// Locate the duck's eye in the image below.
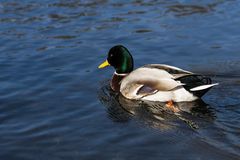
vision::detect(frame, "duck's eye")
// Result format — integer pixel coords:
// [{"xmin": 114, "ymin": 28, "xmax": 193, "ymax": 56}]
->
[{"xmin": 110, "ymin": 54, "xmax": 113, "ymax": 57}]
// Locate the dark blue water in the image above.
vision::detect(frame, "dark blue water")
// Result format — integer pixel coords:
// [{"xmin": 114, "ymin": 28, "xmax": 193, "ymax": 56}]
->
[{"xmin": 0, "ymin": 0, "xmax": 239, "ymax": 159}]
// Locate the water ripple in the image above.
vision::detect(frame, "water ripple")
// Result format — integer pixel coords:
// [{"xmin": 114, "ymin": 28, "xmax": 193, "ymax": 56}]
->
[{"xmin": 0, "ymin": 0, "xmax": 239, "ymax": 159}]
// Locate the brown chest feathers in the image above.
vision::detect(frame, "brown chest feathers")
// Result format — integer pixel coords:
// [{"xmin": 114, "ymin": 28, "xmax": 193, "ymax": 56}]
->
[{"xmin": 110, "ymin": 73, "xmax": 128, "ymax": 92}]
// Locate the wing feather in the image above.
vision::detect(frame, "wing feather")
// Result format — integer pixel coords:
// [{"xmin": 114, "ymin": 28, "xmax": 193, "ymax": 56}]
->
[
  {"xmin": 143, "ymin": 64, "xmax": 193, "ymax": 75},
  {"xmin": 120, "ymin": 67, "xmax": 184, "ymax": 99}
]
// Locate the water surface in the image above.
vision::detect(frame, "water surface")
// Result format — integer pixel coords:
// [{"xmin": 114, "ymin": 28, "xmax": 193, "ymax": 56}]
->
[{"xmin": 0, "ymin": 0, "xmax": 239, "ymax": 159}]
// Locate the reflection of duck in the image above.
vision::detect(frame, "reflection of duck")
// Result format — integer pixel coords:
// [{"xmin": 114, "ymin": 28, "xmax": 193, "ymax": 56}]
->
[
  {"xmin": 98, "ymin": 81, "xmax": 215, "ymax": 130},
  {"xmin": 118, "ymin": 93, "xmax": 215, "ymax": 118},
  {"xmin": 98, "ymin": 81, "xmax": 132, "ymax": 123},
  {"xmin": 98, "ymin": 45, "xmax": 218, "ymax": 106}
]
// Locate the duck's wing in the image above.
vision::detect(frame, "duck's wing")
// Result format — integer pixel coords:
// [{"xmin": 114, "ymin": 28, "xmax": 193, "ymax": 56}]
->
[
  {"xmin": 143, "ymin": 64, "xmax": 193, "ymax": 78},
  {"xmin": 143, "ymin": 64, "xmax": 218, "ymax": 97},
  {"xmin": 120, "ymin": 67, "xmax": 184, "ymax": 99}
]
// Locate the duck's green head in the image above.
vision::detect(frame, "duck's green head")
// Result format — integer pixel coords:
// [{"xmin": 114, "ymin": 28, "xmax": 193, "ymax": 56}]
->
[{"xmin": 98, "ymin": 45, "xmax": 134, "ymax": 74}]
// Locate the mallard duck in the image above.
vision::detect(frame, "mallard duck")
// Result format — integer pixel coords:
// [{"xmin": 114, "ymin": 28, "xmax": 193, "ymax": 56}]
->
[{"xmin": 98, "ymin": 45, "xmax": 218, "ymax": 102}]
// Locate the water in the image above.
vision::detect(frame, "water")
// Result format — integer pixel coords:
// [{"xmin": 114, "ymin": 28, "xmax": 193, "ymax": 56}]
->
[{"xmin": 0, "ymin": 0, "xmax": 239, "ymax": 159}]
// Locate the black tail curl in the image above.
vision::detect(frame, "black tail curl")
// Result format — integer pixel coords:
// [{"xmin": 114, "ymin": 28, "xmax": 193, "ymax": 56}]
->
[{"xmin": 175, "ymin": 74, "xmax": 212, "ymax": 97}]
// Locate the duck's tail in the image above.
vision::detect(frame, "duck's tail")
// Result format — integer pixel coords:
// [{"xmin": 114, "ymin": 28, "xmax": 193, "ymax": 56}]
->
[
  {"xmin": 189, "ymin": 83, "xmax": 218, "ymax": 97},
  {"xmin": 176, "ymin": 75, "xmax": 218, "ymax": 97}
]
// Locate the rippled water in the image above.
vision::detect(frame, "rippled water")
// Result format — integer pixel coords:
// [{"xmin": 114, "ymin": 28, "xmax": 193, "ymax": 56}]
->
[{"xmin": 0, "ymin": 0, "xmax": 239, "ymax": 159}]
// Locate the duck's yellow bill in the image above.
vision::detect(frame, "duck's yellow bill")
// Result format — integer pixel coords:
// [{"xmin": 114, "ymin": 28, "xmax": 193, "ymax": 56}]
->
[{"xmin": 98, "ymin": 60, "xmax": 110, "ymax": 69}]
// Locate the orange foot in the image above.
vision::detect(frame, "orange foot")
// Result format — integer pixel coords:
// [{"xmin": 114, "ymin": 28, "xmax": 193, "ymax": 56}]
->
[{"xmin": 166, "ymin": 100, "xmax": 180, "ymax": 113}]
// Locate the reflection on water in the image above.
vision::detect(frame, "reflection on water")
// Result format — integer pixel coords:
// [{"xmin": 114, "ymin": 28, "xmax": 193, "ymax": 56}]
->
[
  {"xmin": 98, "ymin": 80, "xmax": 215, "ymax": 131},
  {"xmin": 166, "ymin": 0, "xmax": 227, "ymax": 17},
  {"xmin": 167, "ymin": 4, "xmax": 212, "ymax": 16}
]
